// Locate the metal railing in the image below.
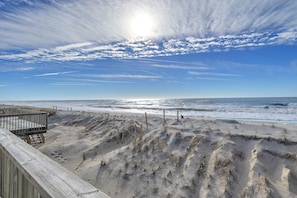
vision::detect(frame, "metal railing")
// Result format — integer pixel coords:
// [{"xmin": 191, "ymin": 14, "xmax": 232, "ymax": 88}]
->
[
  {"xmin": 0, "ymin": 128, "xmax": 109, "ymax": 198},
  {"xmin": 0, "ymin": 113, "xmax": 48, "ymax": 135}
]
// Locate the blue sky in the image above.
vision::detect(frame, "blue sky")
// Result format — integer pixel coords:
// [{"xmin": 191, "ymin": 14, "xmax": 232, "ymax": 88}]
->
[{"xmin": 0, "ymin": 0, "xmax": 297, "ymax": 100}]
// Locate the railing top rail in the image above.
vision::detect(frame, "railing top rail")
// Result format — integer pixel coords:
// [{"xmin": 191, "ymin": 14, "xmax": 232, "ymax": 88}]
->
[
  {"xmin": 0, "ymin": 128, "xmax": 109, "ymax": 198},
  {"xmin": 0, "ymin": 112, "xmax": 48, "ymax": 118}
]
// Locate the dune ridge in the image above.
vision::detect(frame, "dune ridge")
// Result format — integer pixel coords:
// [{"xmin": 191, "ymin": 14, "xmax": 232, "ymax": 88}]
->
[{"xmin": 38, "ymin": 111, "xmax": 297, "ymax": 197}]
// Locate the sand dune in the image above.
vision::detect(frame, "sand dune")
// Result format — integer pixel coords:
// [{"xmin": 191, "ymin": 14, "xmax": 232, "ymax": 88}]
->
[{"xmin": 38, "ymin": 111, "xmax": 297, "ymax": 197}]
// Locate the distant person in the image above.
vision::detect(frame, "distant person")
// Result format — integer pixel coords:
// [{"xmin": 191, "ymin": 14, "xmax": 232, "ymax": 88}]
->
[{"xmin": 181, "ymin": 115, "xmax": 184, "ymax": 119}]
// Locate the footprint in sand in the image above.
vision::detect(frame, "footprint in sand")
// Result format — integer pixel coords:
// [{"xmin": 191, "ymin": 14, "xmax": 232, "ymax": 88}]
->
[{"xmin": 51, "ymin": 151, "xmax": 67, "ymax": 162}]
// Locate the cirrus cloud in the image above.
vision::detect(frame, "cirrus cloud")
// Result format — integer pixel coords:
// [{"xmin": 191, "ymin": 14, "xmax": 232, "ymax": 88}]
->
[
  {"xmin": 1, "ymin": 31, "xmax": 296, "ymax": 62},
  {"xmin": 0, "ymin": 0, "xmax": 296, "ymax": 62},
  {"xmin": 83, "ymin": 74, "xmax": 163, "ymax": 80}
]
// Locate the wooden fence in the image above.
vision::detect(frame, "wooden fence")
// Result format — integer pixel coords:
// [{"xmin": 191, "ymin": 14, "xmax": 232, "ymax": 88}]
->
[{"xmin": 0, "ymin": 128, "xmax": 109, "ymax": 198}]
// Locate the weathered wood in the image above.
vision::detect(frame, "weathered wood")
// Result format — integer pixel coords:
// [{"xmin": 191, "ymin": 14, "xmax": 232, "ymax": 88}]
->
[
  {"xmin": 145, "ymin": 112, "xmax": 148, "ymax": 131},
  {"xmin": 0, "ymin": 113, "xmax": 48, "ymax": 136},
  {"xmin": 17, "ymin": 169, "xmax": 23, "ymax": 198},
  {"xmin": 163, "ymin": 109, "xmax": 166, "ymax": 126},
  {"xmin": 0, "ymin": 128, "xmax": 109, "ymax": 198}
]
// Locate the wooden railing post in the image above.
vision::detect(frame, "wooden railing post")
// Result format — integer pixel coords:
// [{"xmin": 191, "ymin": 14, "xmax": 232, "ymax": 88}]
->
[{"xmin": 0, "ymin": 128, "xmax": 109, "ymax": 198}]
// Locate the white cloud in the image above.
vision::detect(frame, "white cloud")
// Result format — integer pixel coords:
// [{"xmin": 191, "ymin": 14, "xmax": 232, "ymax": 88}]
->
[
  {"xmin": 277, "ymin": 31, "xmax": 297, "ymax": 44},
  {"xmin": 1, "ymin": 31, "xmax": 296, "ymax": 62},
  {"xmin": 0, "ymin": 66, "xmax": 34, "ymax": 72},
  {"xmin": 138, "ymin": 58, "xmax": 205, "ymax": 66},
  {"xmin": 16, "ymin": 67, "xmax": 34, "ymax": 71},
  {"xmin": 189, "ymin": 71, "xmax": 240, "ymax": 77},
  {"xmin": 75, "ymin": 79, "xmax": 133, "ymax": 84},
  {"xmin": 0, "ymin": 0, "xmax": 296, "ymax": 60},
  {"xmin": 35, "ymin": 71, "xmax": 76, "ymax": 77},
  {"xmin": 48, "ymin": 78, "xmax": 134, "ymax": 87},
  {"xmin": 49, "ymin": 82, "xmax": 94, "ymax": 86},
  {"xmin": 84, "ymin": 74, "xmax": 162, "ymax": 79},
  {"xmin": 151, "ymin": 64, "xmax": 210, "ymax": 70},
  {"xmin": 53, "ymin": 42, "xmax": 93, "ymax": 52},
  {"xmin": 195, "ymin": 77, "xmax": 228, "ymax": 81}
]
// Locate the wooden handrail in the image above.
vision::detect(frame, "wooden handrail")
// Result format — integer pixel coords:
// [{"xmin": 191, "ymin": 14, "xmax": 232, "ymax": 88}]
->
[{"xmin": 0, "ymin": 128, "xmax": 109, "ymax": 198}]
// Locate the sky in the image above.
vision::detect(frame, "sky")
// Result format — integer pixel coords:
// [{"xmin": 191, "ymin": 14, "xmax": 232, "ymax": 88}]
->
[{"xmin": 0, "ymin": 0, "xmax": 297, "ymax": 100}]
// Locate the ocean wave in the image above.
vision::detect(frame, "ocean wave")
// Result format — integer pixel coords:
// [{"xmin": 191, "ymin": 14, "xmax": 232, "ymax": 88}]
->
[
  {"xmin": 2, "ymin": 97, "xmax": 297, "ymax": 123},
  {"xmin": 269, "ymin": 103, "xmax": 289, "ymax": 107}
]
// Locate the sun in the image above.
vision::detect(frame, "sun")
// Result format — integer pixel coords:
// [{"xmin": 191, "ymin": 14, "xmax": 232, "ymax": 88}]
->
[{"xmin": 130, "ymin": 12, "xmax": 154, "ymax": 38}]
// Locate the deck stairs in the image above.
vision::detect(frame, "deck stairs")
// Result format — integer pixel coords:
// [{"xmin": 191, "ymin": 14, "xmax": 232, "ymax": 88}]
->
[{"xmin": 20, "ymin": 134, "xmax": 45, "ymax": 147}]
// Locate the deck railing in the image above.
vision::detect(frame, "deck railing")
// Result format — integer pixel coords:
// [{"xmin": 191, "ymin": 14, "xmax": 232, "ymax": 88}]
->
[
  {"xmin": 0, "ymin": 113, "xmax": 48, "ymax": 136},
  {"xmin": 0, "ymin": 128, "xmax": 109, "ymax": 198}
]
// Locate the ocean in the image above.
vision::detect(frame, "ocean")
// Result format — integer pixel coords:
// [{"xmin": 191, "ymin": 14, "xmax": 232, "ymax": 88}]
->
[{"xmin": 1, "ymin": 97, "xmax": 297, "ymax": 124}]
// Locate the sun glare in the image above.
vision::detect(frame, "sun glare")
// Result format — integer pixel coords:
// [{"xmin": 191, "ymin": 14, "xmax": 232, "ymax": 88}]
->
[{"xmin": 130, "ymin": 12, "xmax": 154, "ymax": 38}]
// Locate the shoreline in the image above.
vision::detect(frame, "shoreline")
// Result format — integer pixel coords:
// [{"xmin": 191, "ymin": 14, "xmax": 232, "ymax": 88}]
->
[
  {"xmin": 1, "ymin": 97, "xmax": 297, "ymax": 124},
  {"xmin": 1, "ymin": 103, "xmax": 297, "ymax": 125}
]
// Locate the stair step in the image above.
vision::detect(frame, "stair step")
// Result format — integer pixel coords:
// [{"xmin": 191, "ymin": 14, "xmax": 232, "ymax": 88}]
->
[{"xmin": 20, "ymin": 134, "xmax": 45, "ymax": 147}]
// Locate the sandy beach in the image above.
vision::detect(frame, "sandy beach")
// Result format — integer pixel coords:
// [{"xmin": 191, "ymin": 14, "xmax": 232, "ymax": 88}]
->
[
  {"xmin": 1, "ymin": 0, "xmax": 297, "ymax": 197},
  {"xmin": 34, "ymin": 109, "xmax": 297, "ymax": 197}
]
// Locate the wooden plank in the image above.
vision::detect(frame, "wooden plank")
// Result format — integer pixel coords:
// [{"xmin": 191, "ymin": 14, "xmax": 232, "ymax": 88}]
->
[
  {"xmin": 0, "ymin": 128, "xmax": 109, "ymax": 198},
  {"xmin": 4, "ymin": 154, "xmax": 9, "ymax": 198},
  {"xmin": 17, "ymin": 169, "xmax": 23, "ymax": 198},
  {"xmin": 9, "ymin": 161, "xmax": 16, "ymax": 198},
  {"xmin": 0, "ymin": 150, "xmax": 2, "ymax": 196}
]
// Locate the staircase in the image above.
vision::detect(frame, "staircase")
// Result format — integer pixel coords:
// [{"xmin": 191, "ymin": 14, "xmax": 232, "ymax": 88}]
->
[{"xmin": 21, "ymin": 134, "xmax": 45, "ymax": 147}]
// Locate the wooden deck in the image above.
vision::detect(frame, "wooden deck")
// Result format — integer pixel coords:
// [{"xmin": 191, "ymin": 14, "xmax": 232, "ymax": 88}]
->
[
  {"xmin": 0, "ymin": 128, "xmax": 109, "ymax": 198},
  {"xmin": 0, "ymin": 113, "xmax": 48, "ymax": 136}
]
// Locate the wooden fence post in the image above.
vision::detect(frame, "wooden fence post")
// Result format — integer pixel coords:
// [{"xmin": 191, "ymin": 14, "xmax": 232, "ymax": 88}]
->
[
  {"xmin": 145, "ymin": 112, "xmax": 148, "ymax": 131},
  {"xmin": 163, "ymin": 110, "xmax": 166, "ymax": 126}
]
